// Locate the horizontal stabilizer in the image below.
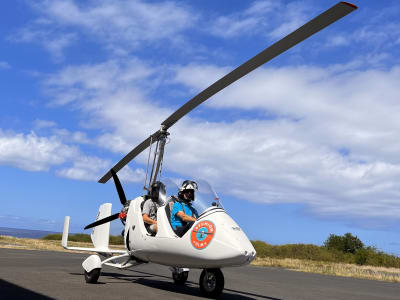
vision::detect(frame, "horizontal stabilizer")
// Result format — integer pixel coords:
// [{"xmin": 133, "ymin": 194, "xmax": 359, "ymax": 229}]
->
[{"xmin": 62, "ymin": 216, "xmax": 126, "ymax": 254}]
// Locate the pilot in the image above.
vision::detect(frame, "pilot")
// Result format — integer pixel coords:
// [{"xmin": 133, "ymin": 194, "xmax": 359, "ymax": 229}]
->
[
  {"xmin": 170, "ymin": 180, "xmax": 199, "ymax": 237},
  {"xmin": 142, "ymin": 181, "xmax": 166, "ymax": 234}
]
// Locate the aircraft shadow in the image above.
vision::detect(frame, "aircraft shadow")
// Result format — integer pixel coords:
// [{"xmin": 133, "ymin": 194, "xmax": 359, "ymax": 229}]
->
[
  {"xmin": 101, "ymin": 270, "xmax": 282, "ymax": 300},
  {"xmin": 0, "ymin": 279, "xmax": 54, "ymax": 300}
]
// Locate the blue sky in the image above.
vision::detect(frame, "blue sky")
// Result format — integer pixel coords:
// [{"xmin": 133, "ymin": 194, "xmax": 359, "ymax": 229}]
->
[{"xmin": 1, "ymin": 0, "xmax": 400, "ymax": 255}]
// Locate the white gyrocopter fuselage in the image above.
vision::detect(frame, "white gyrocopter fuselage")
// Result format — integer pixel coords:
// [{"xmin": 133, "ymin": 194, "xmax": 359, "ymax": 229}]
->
[
  {"xmin": 123, "ymin": 183, "xmax": 255, "ymax": 268},
  {"xmin": 63, "ymin": 180, "xmax": 255, "ymax": 268}
]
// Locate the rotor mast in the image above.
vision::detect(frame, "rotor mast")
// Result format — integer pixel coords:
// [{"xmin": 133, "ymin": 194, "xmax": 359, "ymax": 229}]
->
[{"xmin": 147, "ymin": 127, "xmax": 169, "ymax": 189}]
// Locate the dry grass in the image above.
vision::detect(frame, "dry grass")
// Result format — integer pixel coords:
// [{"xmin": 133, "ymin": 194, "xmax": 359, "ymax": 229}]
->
[
  {"xmin": 252, "ymin": 257, "xmax": 400, "ymax": 283},
  {"xmin": 0, "ymin": 235, "xmax": 125, "ymax": 253}
]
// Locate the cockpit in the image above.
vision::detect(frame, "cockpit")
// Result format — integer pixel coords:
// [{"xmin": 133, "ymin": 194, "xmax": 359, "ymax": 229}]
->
[
  {"xmin": 141, "ymin": 178, "xmax": 224, "ymax": 237},
  {"xmin": 163, "ymin": 178, "xmax": 223, "ymax": 215}
]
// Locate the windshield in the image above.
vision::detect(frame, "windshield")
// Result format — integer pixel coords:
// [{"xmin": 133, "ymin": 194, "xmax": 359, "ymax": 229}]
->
[
  {"xmin": 192, "ymin": 179, "xmax": 223, "ymax": 215},
  {"xmin": 162, "ymin": 178, "xmax": 223, "ymax": 215}
]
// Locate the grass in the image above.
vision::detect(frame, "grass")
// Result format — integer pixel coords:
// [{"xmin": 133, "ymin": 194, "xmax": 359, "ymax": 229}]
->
[
  {"xmin": 0, "ymin": 235, "xmax": 125, "ymax": 253},
  {"xmin": 253, "ymin": 257, "xmax": 400, "ymax": 283}
]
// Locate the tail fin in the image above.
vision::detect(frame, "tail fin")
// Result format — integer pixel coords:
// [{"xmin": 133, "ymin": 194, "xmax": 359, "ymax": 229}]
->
[
  {"xmin": 62, "ymin": 216, "xmax": 70, "ymax": 248},
  {"xmin": 90, "ymin": 203, "xmax": 112, "ymax": 250},
  {"xmin": 61, "ymin": 209, "xmax": 125, "ymax": 254}
]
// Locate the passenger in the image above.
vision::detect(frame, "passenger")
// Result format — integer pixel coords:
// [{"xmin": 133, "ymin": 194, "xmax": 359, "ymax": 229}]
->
[
  {"xmin": 171, "ymin": 180, "xmax": 199, "ymax": 237},
  {"xmin": 142, "ymin": 181, "xmax": 166, "ymax": 234}
]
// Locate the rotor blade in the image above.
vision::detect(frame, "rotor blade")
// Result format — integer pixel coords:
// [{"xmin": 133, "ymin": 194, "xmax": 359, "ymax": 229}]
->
[
  {"xmin": 98, "ymin": 130, "xmax": 161, "ymax": 183},
  {"xmin": 84, "ymin": 213, "xmax": 120, "ymax": 230},
  {"xmin": 161, "ymin": 2, "xmax": 357, "ymax": 129},
  {"xmin": 111, "ymin": 168, "xmax": 127, "ymax": 205}
]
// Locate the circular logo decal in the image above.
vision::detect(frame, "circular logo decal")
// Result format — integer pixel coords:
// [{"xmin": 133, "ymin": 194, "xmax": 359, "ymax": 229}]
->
[{"xmin": 190, "ymin": 220, "xmax": 216, "ymax": 250}]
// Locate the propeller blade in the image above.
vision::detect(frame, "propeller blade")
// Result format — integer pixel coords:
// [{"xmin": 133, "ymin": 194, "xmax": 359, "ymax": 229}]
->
[
  {"xmin": 110, "ymin": 168, "xmax": 127, "ymax": 205},
  {"xmin": 84, "ymin": 213, "xmax": 120, "ymax": 230},
  {"xmin": 161, "ymin": 2, "xmax": 357, "ymax": 129},
  {"xmin": 98, "ymin": 2, "xmax": 357, "ymax": 184},
  {"xmin": 98, "ymin": 130, "xmax": 161, "ymax": 183}
]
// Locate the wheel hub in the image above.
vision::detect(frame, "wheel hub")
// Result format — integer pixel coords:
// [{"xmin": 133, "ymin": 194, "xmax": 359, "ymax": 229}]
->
[{"xmin": 203, "ymin": 272, "xmax": 217, "ymax": 292}]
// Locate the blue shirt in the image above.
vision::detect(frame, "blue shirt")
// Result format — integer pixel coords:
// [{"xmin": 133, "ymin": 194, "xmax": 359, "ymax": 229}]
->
[{"xmin": 170, "ymin": 201, "xmax": 199, "ymax": 230}]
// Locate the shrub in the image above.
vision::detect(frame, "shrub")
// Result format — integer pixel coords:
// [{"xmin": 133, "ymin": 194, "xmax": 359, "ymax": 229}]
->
[
  {"xmin": 354, "ymin": 248, "xmax": 368, "ymax": 265},
  {"xmin": 109, "ymin": 235, "xmax": 124, "ymax": 245},
  {"xmin": 324, "ymin": 233, "xmax": 363, "ymax": 254},
  {"xmin": 42, "ymin": 234, "xmax": 63, "ymax": 241}
]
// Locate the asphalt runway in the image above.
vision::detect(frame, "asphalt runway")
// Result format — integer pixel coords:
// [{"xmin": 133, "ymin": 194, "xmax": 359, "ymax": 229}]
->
[{"xmin": 0, "ymin": 248, "xmax": 399, "ymax": 299}]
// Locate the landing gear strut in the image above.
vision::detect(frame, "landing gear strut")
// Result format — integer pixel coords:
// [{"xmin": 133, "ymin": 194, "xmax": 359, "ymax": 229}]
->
[{"xmin": 199, "ymin": 268, "xmax": 224, "ymax": 298}]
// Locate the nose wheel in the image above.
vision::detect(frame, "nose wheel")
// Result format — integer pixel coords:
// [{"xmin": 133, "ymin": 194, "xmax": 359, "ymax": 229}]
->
[
  {"xmin": 84, "ymin": 268, "xmax": 101, "ymax": 284},
  {"xmin": 199, "ymin": 268, "xmax": 224, "ymax": 298},
  {"xmin": 172, "ymin": 269, "xmax": 189, "ymax": 284}
]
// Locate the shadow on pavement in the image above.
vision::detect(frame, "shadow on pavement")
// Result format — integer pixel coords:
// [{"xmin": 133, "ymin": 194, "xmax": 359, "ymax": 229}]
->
[
  {"xmin": 0, "ymin": 279, "xmax": 54, "ymax": 299},
  {"xmin": 101, "ymin": 270, "xmax": 282, "ymax": 300}
]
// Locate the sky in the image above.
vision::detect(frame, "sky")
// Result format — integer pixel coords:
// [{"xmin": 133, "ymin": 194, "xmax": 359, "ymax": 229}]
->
[{"xmin": 1, "ymin": 0, "xmax": 400, "ymax": 255}]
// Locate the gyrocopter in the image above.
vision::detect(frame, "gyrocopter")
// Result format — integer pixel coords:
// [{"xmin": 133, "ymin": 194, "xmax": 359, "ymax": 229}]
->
[{"xmin": 61, "ymin": 2, "xmax": 357, "ymax": 298}]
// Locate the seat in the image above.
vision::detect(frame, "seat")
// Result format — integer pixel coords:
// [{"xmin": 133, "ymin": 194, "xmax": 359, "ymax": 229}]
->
[
  {"xmin": 165, "ymin": 200, "xmax": 174, "ymax": 226},
  {"xmin": 141, "ymin": 196, "xmax": 155, "ymax": 236}
]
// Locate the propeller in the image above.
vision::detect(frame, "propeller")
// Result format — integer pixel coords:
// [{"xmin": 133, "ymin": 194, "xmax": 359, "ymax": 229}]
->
[
  {"xmin": 110, "ymin": 168, "xmax": 127, "ymax": 206},
  {"xmin": 98, "ymin": 1, "xmax": 357, "ymax": 184},
  {"xmin": 84, "ymin": 212, "xmax": 120, "ymax": 230},
  {"xmin": 84, "ymin": 169, "xmax": 129, "ymax": 229}
]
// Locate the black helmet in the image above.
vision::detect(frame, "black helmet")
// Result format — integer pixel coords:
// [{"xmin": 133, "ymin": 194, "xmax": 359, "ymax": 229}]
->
[{"xmin": 150, "ymin": 181, "xmax": 167, "ymax": 206}]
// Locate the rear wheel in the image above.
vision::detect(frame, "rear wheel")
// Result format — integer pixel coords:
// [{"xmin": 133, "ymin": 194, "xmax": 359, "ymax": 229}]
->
[
  {"xmin": 199, "ymin": 268, "xmax": 224, "ymax": 298},
  {"xmin": 84, "ymin": 268, "xmax": 101, "ymax": 283},
  {"xmin": 172, "ymin": 270, "xmax": 189, "ymax": 284}
]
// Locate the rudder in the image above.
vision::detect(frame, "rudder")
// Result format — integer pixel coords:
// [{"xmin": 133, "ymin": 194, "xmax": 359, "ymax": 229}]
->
[{"xmin": 91, "ymin": 203, "xmax": 112, "ymax": 250}]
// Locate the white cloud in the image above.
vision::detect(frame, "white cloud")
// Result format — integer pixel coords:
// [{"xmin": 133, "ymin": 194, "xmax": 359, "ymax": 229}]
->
[
  {"xmin": 0, "ymin": 130, "xmax": 78, "ymax": 171},
  {"xmin": 10, "ymin": 26, "xmax": 77, "ymax": 61},
  {"xmin": 0, "ymin": 61, "xmax": 11, "ymax": 69},
  {"xmin": 56, "ymin": 155, "xmax": 110, "ymax": 181},
  {"xmin": 45, "ymin": 58, "xmax": 157, "ymax": 105},
  {"xmin": 56, "ymin": 155, "xmax": 145, "ymax": 182},
  {"xmin": 208, "ymin": 0, "xmax": 313, "ymax": 40},
  {"xmin": 21, "ymin": 0, "xmax": 195, "ymax": 55},
  {"xmin": 325, "ymin": 35, "xmax": 350, "ymax": 47},
  {"xmin": 41, "ymin": 57, "xmax": 400, "ymax": 222},
  {"xmin": 0, "ymin": 129, "xmax": 121, "ymax": 182},
  {"xmin": 34, "ymin": 119, "xmax": 57, "ymax": 129},
  {"xmin": 52, "ymin": 129, "xmax": 91, "ymax": 145}
]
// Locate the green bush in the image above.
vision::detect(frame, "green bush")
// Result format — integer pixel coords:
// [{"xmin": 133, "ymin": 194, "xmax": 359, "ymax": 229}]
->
[
  {"xmin": 324, "ymin": 233, "xmax": 363, "ymax": 254},
  {"xmin": 251, "ymin": 236, "xmax": 400, "ymax": 269},
  {"xmin": 109, "ymin": 235, "xmax": 124, "ymax": 245},
  {"xmin": 354, "ymin": 248, "xmax": 368, "ymax": 265},
  {"xmin": 42, "ymin": 234, "xmax": 63, "ymax": 241}
]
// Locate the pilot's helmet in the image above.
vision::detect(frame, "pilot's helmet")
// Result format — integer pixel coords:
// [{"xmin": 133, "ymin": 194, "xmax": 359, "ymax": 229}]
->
[
  {"xmin": 150, "ymin": 181, "xmax": 167, "ymax": 206},
  {"xmin": 178, "ymin": 180, "xmax": 198, "ymax": 202}
]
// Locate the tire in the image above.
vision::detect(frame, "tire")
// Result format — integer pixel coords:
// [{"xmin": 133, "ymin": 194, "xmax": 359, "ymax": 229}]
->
[
  {"xmin": 84, "ymin": 268, "xmax": 101, "ymax": 284},
  {"xmin": 172, "ymin": 270, "xmax": 189, "ymax": 285},
  {"xmin": 199, "ymin": 268, "xmax": 224, "ymax": 298}
]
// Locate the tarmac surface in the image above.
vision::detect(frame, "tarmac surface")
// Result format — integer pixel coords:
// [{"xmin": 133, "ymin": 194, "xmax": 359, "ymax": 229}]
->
[{"xmin": 0, "ymin": 248, "xmax": 399, "ymax": 299}]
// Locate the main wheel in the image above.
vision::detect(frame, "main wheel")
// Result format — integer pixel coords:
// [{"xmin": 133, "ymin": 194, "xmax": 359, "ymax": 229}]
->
[
  {"xmin": 84, "ymin": 268, "xmax": 101, "ymax": 283},
  {"xmin": 172, "ymin": 270, "xmax": 189, "ymax": 285},
  {"xmin": 199, "ymin": 268, "xmax": 224, "ymax": 298}
]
